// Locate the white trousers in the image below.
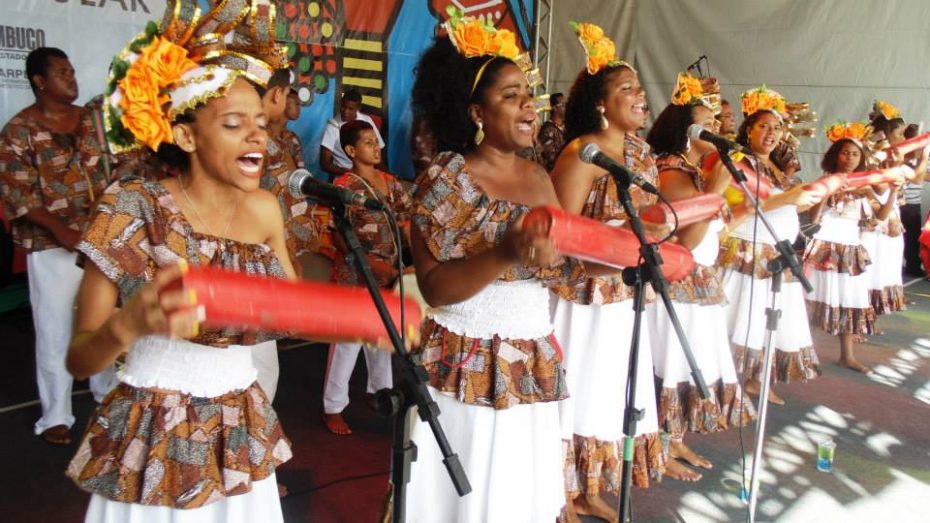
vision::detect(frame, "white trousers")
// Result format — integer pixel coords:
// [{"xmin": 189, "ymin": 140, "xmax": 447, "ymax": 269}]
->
[
  {"xmin": 250, "ymin": 340, "xmax": 279, "ymax": 403},
  {"xmin": 322, "ymin": 342, "xmax": 392, "ymax": 414},
  {"xmin": 27, "ymin": 248, "xmax": 116, "ymax": 434}
]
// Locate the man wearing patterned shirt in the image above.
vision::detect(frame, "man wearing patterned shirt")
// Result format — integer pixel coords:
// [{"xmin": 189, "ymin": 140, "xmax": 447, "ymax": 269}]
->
[
  {"xmin": 0, "ymin": 48, "xmax": 116, "ymax": 445},
  {"xmin": 535, "ymin": 92, "xmax": 566, "ymax": 172}
]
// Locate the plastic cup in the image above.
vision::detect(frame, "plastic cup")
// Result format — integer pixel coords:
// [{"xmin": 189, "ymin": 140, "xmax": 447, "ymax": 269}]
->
[{"xmin": 816, "ymin": 438, "xmax": 836, "ymax": 472}]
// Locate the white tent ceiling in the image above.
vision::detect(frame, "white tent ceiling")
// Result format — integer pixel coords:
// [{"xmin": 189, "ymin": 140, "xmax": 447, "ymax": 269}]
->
[{"xmin": 547, "ymin": 0, "xmax": 930, "ymax": 183}]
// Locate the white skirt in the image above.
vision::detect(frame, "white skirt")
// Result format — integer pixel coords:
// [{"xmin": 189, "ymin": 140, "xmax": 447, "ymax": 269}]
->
[
  {"xmin": 647, "ymin": 301, "xmax": 738, "ymax": 387},
  {"xmin": 550, "ymin": 297, "xmax": 659, "ymax": 441},
  {"xmin": 877, "ymin": 232, "xmax": 905, "ymax": 288},
  {"xmin": 862, "ymin": 230, "xmax": 905, "ymax": 291},
  {"xmin": 84, "ymin": 475, "xmax": 282, "ymax": 523},
  {"xmin": 722, "ymin": 272, "xmax": 813, "ymax": 352},
  {"xmin": 404, "ymin": 390, "xmax": 564, "ymax": 523},
  {"xmin": 806, "ymin": 268, "xmax": 872, "ymax": 309}
]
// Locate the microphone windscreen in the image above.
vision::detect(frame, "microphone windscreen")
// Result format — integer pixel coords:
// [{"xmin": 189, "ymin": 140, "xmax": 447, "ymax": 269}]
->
[
  {"xmin": 687, "ymin": 124, "xmax": 706, "ymax": 141},
  {"xmin": 287, "ymin": 168, "xmax": 314, "ymax": 198},
  {"xmin": 579, "ymin": 142, "xmax": 600, "ymax": 164}
]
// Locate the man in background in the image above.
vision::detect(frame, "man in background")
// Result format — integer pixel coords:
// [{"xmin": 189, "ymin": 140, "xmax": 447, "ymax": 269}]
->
[
  {"xmin": 535, "ymin": 92, "xmax": 566, "ymax": 172},
  {"xmin": 319, "ymin": 89, "xmax": 384, "ymax": 182},
  {"xmin": 0, "ymin": 48, "xmax": 115, "ymax": 445}
]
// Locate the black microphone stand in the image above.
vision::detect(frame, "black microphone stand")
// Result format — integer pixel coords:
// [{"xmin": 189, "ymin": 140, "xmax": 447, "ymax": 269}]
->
[
  {"xmin": 715, "ymin": 149, "xmax": 813, "ymax": 523},
  {"xmin": 611, "ymin": 173, "xmax": 711, "ymax": 523},
  {"xmin": 328, "ymin": 200, "xmax": 471, "ymax": 523}
]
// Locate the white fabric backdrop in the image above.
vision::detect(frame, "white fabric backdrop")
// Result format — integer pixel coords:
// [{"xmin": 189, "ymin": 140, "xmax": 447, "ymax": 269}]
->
[
  {"xmin": 1, "ymin": 0, "xmax": 165, "ymax": 126},
  {"xmin": 549, "ymin": 0, "xmax": 930, "ymax": 191}
]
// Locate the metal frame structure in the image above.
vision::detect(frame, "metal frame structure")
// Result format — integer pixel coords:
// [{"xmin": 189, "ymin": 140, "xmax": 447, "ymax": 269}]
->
[{"xmin": 532, "ymin": 0, "xmax": 554, "ymax": 94}]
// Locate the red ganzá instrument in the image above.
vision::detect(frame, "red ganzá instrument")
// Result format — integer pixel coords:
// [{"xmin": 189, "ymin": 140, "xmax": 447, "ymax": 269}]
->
[
  {"xmin": 177, "ymin": 265, "xmax": 422, "ymax": 347},
  {"xmin": 845, "ymin": 167, "xmax": 907, "ymax": 188},
  {"xmin": 523, "ymin": 206, "xmax": 695, "ymax": 281},
  {"xmin": 888, "ymin": 131, "xmax": 930, "ymax": 155},
  {"xmin": 802, "ymin": 167, "xmax": 906, "ymax": 200},
  {"xmin": 801, "ymin": 174, "xmax": 848, "ymax": 200},
  {"xmin": 703, "ymin": 151, "xmax": 774, "ymax": 200},
  {"xmin": 640, "ymin": 193, "xmax": 726, "ymax": 228}
]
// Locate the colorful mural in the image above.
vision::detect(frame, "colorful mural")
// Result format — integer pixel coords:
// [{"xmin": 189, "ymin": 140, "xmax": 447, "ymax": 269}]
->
[{"xmin": 275, "ymin": 0, "xmax": 534, "ymax": 179}]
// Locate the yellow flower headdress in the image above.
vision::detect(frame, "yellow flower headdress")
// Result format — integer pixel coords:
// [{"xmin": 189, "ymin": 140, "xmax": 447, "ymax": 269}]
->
[
  {"xmin": 571, "ymin": 21, "xmax": 631, "ymax": 75},
  {"xmin": 873, "ymin": 100, "xmax": 901, "ymax": 120},
  {"xmin": 104, "ymin": 0, "xmax": 288, "ymax": 153},
  {"xmin": 740, "ymin": 85, "xmax": 786, "ymax": 118},
  {"xmin": 670, "ymin": 72, "xmax": 721, "ymax": 113},
  {"xmin": 825, "ymin": 121, "xmax": 871, "ymax": 143},
  {"xmin": 442, "ymin": 6, "xmax": 543, "ymax": 103}
]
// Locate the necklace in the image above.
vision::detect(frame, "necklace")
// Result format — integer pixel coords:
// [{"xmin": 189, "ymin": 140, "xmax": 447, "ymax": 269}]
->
[{"xmin": 180, "ymin": 175, "xmax": 238, "ymax": 238}]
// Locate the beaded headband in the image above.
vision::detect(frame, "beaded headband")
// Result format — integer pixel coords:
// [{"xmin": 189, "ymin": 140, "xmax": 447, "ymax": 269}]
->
[{"xmin": 104, "ymin": 0, "xmax": 288, "ymax": 153}]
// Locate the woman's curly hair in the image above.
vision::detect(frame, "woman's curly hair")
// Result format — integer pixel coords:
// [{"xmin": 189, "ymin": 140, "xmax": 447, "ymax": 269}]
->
[
  {"xmin": 821, "ymin": 138, "xmax": 866, "ymax": 173},
  {"xmin": 646, "ymin": 103, "xmax": 696, "ymax": 156},
  {"xmin": 411, "ymin": 38, "xmax": 514, "ymax": 155},
  {"xmin": 563, "ymin": 63, "xmax": 631, "ymax": 143}
]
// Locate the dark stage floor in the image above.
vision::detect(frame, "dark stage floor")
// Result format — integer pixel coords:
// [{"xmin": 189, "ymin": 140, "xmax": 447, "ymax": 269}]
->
[{"xmin": 1, "ymin": 278, "xmax": 928, "ymax": 522}]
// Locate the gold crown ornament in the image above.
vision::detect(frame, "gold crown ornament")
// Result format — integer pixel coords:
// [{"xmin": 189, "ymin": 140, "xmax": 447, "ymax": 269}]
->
[
  {"xmin": 103, "ymin": 0, "xmax": 288, "ymax": 153},
  {"xmin": 783, "ymin": 101, "xmax": 818, "ymax": 141}
]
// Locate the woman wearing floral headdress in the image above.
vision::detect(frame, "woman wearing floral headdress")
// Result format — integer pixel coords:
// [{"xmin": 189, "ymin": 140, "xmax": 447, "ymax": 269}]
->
[
  {"xmin": 803, "ymin": 123, "xmax": 881, "ymax": 373},
  {"xmin": 64, "ymin": 1, "xmax": 295, "ymax": 520},
  {"xmin": 714, "ymin": 86, "xmax": 823, "ymax": 405},
  {"xmin": 862, "ymin": 101, "xmax": 912, "ymax": 317},
  {"xmin": 548, "ymin": 22, "xmax": 665, "ymax": 521},
  {"xmin": 404, "ymin": 8, "xmax": 588, "ymax": 521},
  {"xmin": 643, "ymin": 73, "xmax": 755, "ymax": 482}
]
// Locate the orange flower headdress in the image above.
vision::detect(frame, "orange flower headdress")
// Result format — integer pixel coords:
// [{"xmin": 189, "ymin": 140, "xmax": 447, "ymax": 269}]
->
[
  {"xmin": 104, "ymin": 0, "xmax": 287, "ymax": 152},
  {"xmin": 740, "ymin": 85, "xmax": 786, "ymax": 118},
  {"xmin": 443, "ymin": 6, "xmax": 543, "ymax": 104},
  {"xmin": 873, "ymin": 100, "xmax": 901, "ymax": 120},
  {"xmin": 571, "ymin": 21, "xmax": 631, "ymax": 75},
  {"xmin": 825, "ymin": 121, "xmax": 871, "ymax": 144},
  {"xmin": 670, "ymin": 72, "xmax": 721, "ymax": 113}
]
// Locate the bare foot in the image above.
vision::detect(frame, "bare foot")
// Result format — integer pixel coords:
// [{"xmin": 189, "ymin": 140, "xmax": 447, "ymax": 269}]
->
[
  {"xmin": 744, "ymin": 380, "xmax": 786, "ymax": 405},
  {"xmin": 41, "ymin": 424, "xmax": 71, "ymax": 445},
  {"xmin": 664, "ymin": 459, "xmax": 702, "ymax": 482},
  {"xmin": 838, "ymin": 359, "xmax": 873, "ymax": 374},
  {"xmin": 573, "ymin": 493, "xmax": 619, "ymax": 522},
  {"xmin": 560, "ymin": 501, "xmax": 583, "ymax": 523},
  {"xmin": 670, "ymin": 440, "xmax": 713, "ymax": 470},
  {"xmin": 322, "ymin": 412, "xmax": 352, "ymax": 435}
]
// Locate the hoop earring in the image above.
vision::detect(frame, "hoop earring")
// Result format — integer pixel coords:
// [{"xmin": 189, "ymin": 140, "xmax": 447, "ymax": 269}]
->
[
  {"xmin": 474, "ymin": 121, "xmax": 484, "ymax": 146},
  {"xmin": 597, "ymin": 106, "xmax": 609, "ymax": 131}
]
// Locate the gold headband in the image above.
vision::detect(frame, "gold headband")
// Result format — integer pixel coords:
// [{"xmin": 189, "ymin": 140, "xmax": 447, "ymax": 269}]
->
[{"xmin": 470, "ymin": 57, "xmax": 497, "ymax": 99}]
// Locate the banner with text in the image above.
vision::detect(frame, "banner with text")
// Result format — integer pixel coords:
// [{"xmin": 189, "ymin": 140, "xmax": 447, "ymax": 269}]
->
[{"xmin": 0, "ymin": 0, "xmax": 165, "ymax": 126}]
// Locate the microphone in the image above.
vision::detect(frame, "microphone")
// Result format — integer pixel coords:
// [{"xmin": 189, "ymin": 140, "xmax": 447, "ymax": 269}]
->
[
  {"xmin": 579, "ymin": 143, "xmax": 659, "ymax": 195},
  {"xmin": 287, "ymin": 169, "xmax": 385, "ymax": 210},
  {"xmin": 687, "ymin": 124, "xmax": 751, "ymax": 155}
]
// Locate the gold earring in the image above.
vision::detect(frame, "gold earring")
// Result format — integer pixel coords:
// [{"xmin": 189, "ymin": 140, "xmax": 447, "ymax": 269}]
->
[
  {"xmin": 474, "ymin": 121, "xmax": 484, "ymax": 145},
  {"xmin": 597, "ymin": 106, "xmax": 609, "ymax": 131}
]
